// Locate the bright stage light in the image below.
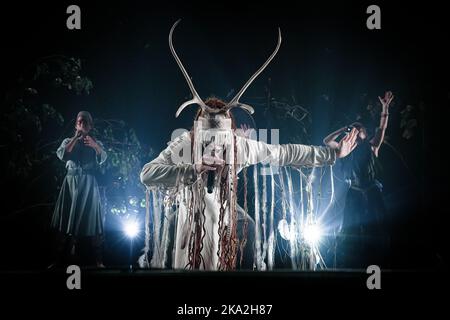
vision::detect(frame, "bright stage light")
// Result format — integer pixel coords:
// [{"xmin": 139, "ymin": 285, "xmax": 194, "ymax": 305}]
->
[
  {"xmin": 123, "ymin": 220, "xmax": 139, "ymax": 238},
  {"xmin": 303, "ymin": 223, "xmax": 322, "ymax": 246}
]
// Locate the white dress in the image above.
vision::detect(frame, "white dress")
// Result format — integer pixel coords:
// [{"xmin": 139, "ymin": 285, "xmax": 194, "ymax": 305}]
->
[{"xmin": 140, "ymin": 131, "xmax": 336, "ymax": 270}]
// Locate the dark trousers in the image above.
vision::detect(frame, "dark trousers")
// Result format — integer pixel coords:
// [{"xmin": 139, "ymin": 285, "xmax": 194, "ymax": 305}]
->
[{"xmin": 338, "ymin": 184, "xmax": 391, "ymax": 268}]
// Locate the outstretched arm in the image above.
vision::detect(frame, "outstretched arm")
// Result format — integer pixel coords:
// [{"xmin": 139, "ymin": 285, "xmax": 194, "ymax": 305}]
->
[
  {"xmin": 370, "ymin": 91, "xmax": 394, "ymax": 157},
  {"xmin": 237, "ymin": 128, "xmax": 358, "ymax": 168}
]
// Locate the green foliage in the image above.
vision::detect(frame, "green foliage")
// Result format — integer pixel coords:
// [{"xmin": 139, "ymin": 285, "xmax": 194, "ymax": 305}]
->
[
  {"xmin": 1, "ymin": 55, "xmax": 93, "ymax": 182},
  {"xmin": 92, "ymin": 119, "xmax": 153, "ymax": 188},
  {"xmin": 34, "ymin": 56, "xmax": 93, "ymax": 95},
  {"xmin": 1, "ymin": 55, "xmax": 149, "ymax": 217}
]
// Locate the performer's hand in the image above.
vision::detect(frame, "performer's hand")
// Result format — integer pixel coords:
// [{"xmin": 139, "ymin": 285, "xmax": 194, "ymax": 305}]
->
[
  {"xmin": 84, "ymin": 135, "xmax": 101, "ymax": 153},
  {"xmin": 73, "ymin": 129, "xmax": 83, "ymax": 140},
  {"xmin": 378, "ymin": 91, "xmax": 394, "ymax": 112},
  {"xmin": 195, "ymin": 155, "xmax": 225, "ymax": 174},
  {"xmin": 336, "ymin": 128, "xmax": 358, "ymax": 158}
]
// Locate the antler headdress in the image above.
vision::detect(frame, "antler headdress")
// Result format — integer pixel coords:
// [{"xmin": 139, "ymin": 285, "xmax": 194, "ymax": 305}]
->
[{"xmin": 169, "ymin": 20, "xmax": 282, "ymax": 118}]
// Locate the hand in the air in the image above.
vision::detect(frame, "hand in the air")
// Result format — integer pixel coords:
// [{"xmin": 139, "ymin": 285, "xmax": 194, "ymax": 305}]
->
[
  {"xmin": 378, "ymin": 91, "xmax": 394, "ymax": 111},
  {"xmin": 336, "ymin": 128, "xmax": 358, "ymax": 158}
]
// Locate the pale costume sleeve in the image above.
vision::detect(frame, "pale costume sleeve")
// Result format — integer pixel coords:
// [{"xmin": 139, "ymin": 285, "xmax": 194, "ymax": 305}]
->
[
  {"xmin": 56, "ymin": 138, "xmax": 108, "ymax": 165},
  {"xmin": 56, "ymin": 138, "xmax": 73, "ymax": 161},
  {"xmin": 95, "ymin": 140, "xmax": 108, "ymax": 165},
  {"xmin": 236, "ymin": 136, "xmax": 337, "ymax": 168},
  {"xmin": 140, "ymin": 132, "xmax": 196, "ymax": 188},
  {"xmin": 140, "ymin": 132, "xmax": 337, "ymax": 188}
]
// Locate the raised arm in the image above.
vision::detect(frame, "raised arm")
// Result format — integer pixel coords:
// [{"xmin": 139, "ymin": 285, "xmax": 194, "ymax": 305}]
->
[
  {"xmin": 56, "ymin": 130, "xmax": 82, "ymax": 161},
  {"xmin": 56, "ymin": 130, "xmax": 83, "ymax": 161},
  {"xmin": 370, "ymin": 91, "xmax": 394, "ymax": 157}
]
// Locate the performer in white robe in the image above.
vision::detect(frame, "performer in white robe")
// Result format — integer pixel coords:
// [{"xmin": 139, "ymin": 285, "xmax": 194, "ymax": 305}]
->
[{"xmin": 139, "ymin": 21, "xmax": 358, "ymax": 271}]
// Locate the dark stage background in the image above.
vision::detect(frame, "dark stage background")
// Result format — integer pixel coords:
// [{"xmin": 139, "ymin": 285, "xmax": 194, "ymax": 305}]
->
[{"xmin": 0, "ymin": 0, "xmax": 448, "ymax": 298}]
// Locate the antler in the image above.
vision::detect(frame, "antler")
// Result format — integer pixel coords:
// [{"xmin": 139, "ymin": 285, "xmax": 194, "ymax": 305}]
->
[
  {"xmin": 225, "ymin": 28, "xmax": 282, "ymax": 114},
  {"xmin": 169, "ymin": 20, "xmax": 282, "ymax": 117},
  {"xmin": 170, "ymin": 20, "xmax": 218, "ymax": 117}
]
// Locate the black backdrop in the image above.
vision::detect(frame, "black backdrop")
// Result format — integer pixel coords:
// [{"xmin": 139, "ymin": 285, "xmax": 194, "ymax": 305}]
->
[{"xmin": 0, "ymin": 0, "xmax": 448, "ymax": 298}]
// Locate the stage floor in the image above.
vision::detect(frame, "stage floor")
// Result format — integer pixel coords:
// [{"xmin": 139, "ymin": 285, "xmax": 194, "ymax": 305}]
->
[{"xmin": 0, "ymin": 268, "xmax": 443, "ymax": 291}]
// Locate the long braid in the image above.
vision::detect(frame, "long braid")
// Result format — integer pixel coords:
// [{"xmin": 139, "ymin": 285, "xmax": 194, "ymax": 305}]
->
[
  {"xmin": 198, "ymin": 186, "xmax": 207, "ymax": 269},
  {"xmin": 185, "ymin": 132, "xmax": 208, "ymax": 269},
  {"xmin": 185, "ymin": 183, "xmax": 195, "ymax": 269},
  {"xmin": 226, "ymin": 139, "xmax": 237, "ymax": 270},
  {"xmin": 218, "ymin": 137, "xmax": 239, "ymax": 270},
  {"xmin": 217, "ymin": 173, "xmax": 227, "ymax": 269},
  {"xmin": 220, "ymin": 174, "xmax": 231, "ymax": 270},
  {"xmin": 228, "ymin": 137, "xmax": 239, "ymax": 269},
  {"xmin": 239, "ymin": 167, "xmax": 249, "ymax": 268}
]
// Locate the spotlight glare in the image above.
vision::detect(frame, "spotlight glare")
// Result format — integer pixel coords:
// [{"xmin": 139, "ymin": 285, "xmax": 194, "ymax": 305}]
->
[
  {"xmin": 303, "ymin": 224, "xmax": 322, "ymax": 246},
  {"xmin": 123, "ymin": 220, "xmax": 139, "ymax": 238}
]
